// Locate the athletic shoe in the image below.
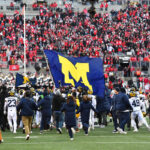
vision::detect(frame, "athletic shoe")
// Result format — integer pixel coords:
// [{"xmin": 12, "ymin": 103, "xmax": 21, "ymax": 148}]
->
[
  {"xmin": 120, "ymin": 131, "xmax": 127, "ymax": 134},
  {"xmin": 117, "ymin": 127, "xmax": 127, "ymax": 134},
  {"xmin": 26, "ymin": 135, "xmax": 30, "ymax": 140},
  {"xmin": 71, "ymin": 128, "xmax": 76, "ymax": 134},
  {"xmin": 13, "ymin": 131, "xmax": 17, "ymax": 134},
  {"xmin": 112, "ymin": 130, "xmax": 118, "ymax": 133},
  {"xmin": 57, "ymin": 128, "xmax": 62, "ymax": 134},
  {"xmin": 85, "ymin": 133, "xmax": 88, "ymax": 136},
  {"xmin": 0, "ymin": 139, "xmax": 3, "ymax": 143},
  {"xmin": 70, "ymin": 138, "xmax": 74, "ymax": 141},
  {"xmin": 133, "ymin": 129, "xmax": 138, "ymax": 132}
]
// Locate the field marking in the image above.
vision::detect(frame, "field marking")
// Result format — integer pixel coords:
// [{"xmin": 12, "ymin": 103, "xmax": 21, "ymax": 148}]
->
[
  {"xmin": 3, "ymin": 141, "xmax": 150, "ymax": 145},
  {"xmin": 14, "ymin": 136, "xmax": 38, "ymax": 139},
  {"xmin": 3, "ymin": 135, "xmax": 150, "ymax": 139}
]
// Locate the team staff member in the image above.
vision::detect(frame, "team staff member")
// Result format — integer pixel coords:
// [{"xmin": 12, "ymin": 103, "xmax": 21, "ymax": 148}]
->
[
  {"xmin": 111, "ymin": 89, "xmax": 119, "ymax": 133},
  {"xmin": 17, "ymin": 90, "xmax": 37, "ymax": 140},
  {"xmin": 52, "ymin": 90, "xmax": 65, "ymax": 134},
  {"xmin": 76, "ymin": 95, "xmax": 97, "ymax": 135},
  {"xmin": 38, "ymin": 88, "xmax": 53, "ymax": 134},
  {"xmin": 115, "ymin": 87, "xmax": 132, "ymax": 134},
  {"xmin": 61, "ymin": 95, "xmax": 76, "ymax": 140}
]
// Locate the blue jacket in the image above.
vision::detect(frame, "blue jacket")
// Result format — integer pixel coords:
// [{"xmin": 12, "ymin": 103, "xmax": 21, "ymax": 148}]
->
[
  {"xmin": 96, "ymin": 96, "xmax": 111, "ymax": 112},
  {"xmin": 38, "ymin": 94, "xmax": 53, "ymax": 117},
  {"xmin": 96, "ymin": 88, "xmax": 111, "ymax": 112},
  {"xmin": 111, "ymin": 94, "xmax": 117, "ymax": 111},
  {"xmin": 17, "ymin": 97, "xmax": 37, "ymax": 116},
  {"xmin": 76, "ymin": 101, "xmax": 97, "ymax": 124},
  {"xmin": 115, "ymin": 92, "xmax": 132, "ymax": 112},
  {"xmin": 61, "ymin": 99, "xmax": 76, "ymax": 127}
]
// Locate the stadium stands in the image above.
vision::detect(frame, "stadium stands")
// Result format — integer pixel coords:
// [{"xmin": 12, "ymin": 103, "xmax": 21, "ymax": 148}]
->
[{"xmin": 0, "ymin": 1, "xmax": 149, "ymax": 83}]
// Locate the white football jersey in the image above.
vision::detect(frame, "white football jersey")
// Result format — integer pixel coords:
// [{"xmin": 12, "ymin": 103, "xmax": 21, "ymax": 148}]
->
[
  {"xmin": 129, "ymin": 97, "xmax": 141, "ymax": 111},
  {"xmin": 88, "ymin": 95, "xmax": 96, "ymax": 108},
  {"xmin": 5, "ymin": 96, "xmax": 18, "ymax": 112},
  {"xmin": 33, "ymin": 93, "xmax": 40, "ymax": 103},
  {"xmin": 140, "ymin": 100, "xmax": 146, "ymax": 113}
]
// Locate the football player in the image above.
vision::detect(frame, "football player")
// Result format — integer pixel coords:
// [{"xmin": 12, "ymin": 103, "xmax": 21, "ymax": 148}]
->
[
  {"xmin": 88, "ymin": 90, "xmax": 96, "ymax": 130},
  {"xmin": 4, "ymin": 90, "xmax": 18, "ymax": 133},
  {"xmin": 129, "ymin": 91, "xmax": 150, "ymax": 132}
]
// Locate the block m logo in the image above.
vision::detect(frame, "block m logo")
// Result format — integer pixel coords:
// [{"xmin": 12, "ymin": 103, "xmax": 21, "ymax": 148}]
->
[{"xmin": 58, "ymin": 55, "xmax": 93, "ymax": 92}]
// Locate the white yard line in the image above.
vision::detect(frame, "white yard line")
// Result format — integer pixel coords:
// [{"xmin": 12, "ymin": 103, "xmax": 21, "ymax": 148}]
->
[
  {"xmin": 3, "ymin": 135, "xmax": 150, "ymax": 138},
  {"xmin": 3, "ymin": 141, "xmax": 150, "ymax": 144}
]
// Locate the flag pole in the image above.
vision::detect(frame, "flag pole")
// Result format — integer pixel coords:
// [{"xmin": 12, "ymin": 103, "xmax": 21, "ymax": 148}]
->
[
  {"xmin": 42, "ymin": 50, "xmax": 55, "ymax": 88},
  {"xmin": 23, "ymin": 5, "xmax": 26, "ymax": 76}
]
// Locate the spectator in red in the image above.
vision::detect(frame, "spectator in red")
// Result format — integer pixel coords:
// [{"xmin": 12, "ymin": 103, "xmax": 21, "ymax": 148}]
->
[
  {"xmin": 105, "ymin": 2, "xmax": 108, "ymax": 11},
  {"xmin": 100, "ymin": 3, "xmax": 104, "ymax": 11},
  {"xmin": 135, "ymin": 68, "xmax": 141, "ymax": 77}
]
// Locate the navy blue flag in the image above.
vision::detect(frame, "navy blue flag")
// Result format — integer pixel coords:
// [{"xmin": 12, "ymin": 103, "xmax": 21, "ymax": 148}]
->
[
  {"xmin": 29, "ymin": 78, "xmax": 37, "ymax": 86},
  {"xmin": 15, "ymin": 73, "xmax": 30, "ymax": 87},
  {"xmin": 44, "ymin": 50, "xmax": 105, "ymax": 97}
]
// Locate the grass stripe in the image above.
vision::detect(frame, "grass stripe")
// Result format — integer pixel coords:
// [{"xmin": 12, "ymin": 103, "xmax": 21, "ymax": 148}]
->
[
  {"xmin": 3, "ymin": 135, "xmax": 150, "ymax": 138},
  {"xmin": 3, "ymin": 141, "xmax": 150, "ymax": 144}
]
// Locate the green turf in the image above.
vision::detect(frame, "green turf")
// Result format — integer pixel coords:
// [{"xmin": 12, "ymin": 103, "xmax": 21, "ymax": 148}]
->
[{"xmin": 1, "ymin": 125, "xmax": 150, "ymax": 150}]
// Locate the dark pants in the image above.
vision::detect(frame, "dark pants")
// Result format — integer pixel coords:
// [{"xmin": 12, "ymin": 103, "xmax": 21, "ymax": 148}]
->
[
  {"xmin": 98, "ymin": 111, "xmax": 107, "ymax": 126},
  {"xmin": 82, "ymin": 122, "xmax": 89, "ymax": 134},
  {"xmin": 40, "ymin": 114, "xmax": 51, "ymax": 131},
  {"xmin": 66, "ymin": 125, "xmax": 73, "ymax": 138},
  {"xmin": 118, "ymin": 112, "xmax": 130, "ymax": 131},
  {"xmin": 127, "ymin": 112, "xmax": 131, "ymax": 130},
  {"xmin": 112, "ymin": 111, "xmax": 119, "ymax": 130},
  {"xmin": 54, "ymin": 111, "xmax": 63, "ymax": 129}
]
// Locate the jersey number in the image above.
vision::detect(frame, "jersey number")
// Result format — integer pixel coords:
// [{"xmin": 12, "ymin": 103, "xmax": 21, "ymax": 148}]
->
[
  {"xmin": 132, "ymin": 100, "xmax": 140, "ymax": 107},
  {"xmin": 8, "ymin": 100, "xmax": 16, "ymax": 107}
]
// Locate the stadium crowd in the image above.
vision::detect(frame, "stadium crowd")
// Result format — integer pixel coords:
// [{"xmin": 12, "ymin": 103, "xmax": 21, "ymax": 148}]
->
[{"xmin": 0, "ymin": 1, "xmax": 150, "ymax": 75}]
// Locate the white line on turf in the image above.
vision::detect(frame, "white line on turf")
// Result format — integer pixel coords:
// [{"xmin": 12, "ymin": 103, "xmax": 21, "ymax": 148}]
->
[
  {"xmin": 13, "ymin": 136, "xmax": 38, "ymax": 139},
  {"xmin": 3, "ymin": 142, "xmax": 150, "ymax": 144},
  {"xmin": 3, "ymin": 135, "xmax": 150, "ymax": 138}
]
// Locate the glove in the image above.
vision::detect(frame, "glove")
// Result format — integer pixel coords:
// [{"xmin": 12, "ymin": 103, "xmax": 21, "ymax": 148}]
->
[{"xmin": 142, "ymin": 112, "xmax": 146, "ymax": 117}]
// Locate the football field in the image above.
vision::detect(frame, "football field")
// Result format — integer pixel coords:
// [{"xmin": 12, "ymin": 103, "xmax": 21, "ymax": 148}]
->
[{"xmin": 1, "ymin": 125, "xmax": 150, "ymax": 150}]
